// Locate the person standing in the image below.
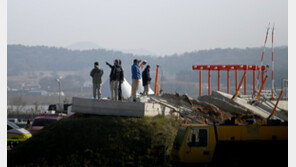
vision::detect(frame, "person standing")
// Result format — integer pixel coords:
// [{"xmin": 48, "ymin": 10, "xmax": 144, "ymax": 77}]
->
[
  {"xmin": 118, "ymin": 59, "xmax": 124, "ymax": 100},
  {"xmin": 106, "ymin": 60, "xmax": 116, "ymax": 100},
  {"xmin": 142, "ymin": 65, "xmax": 151, "ymax": 95},
  {"xmin": 90, "ymin": 61, "xmax": 104, "ymax": 99},
  {"xmin": 131, "ymin": 59, "xmax": 141, "ymax": 102},
  {"xmin": 106, "ymin": 60, "xmax": 122, "ymax": 100}
]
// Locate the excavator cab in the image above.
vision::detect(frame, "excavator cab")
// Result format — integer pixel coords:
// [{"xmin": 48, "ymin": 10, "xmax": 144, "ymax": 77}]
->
[
  {"xmin": 172, "ymin": 123, "xmax": 287, "ymax": 166},
  {"xmin": 172, "ymin": 125, "xmax": 216, "ymax": 164}
]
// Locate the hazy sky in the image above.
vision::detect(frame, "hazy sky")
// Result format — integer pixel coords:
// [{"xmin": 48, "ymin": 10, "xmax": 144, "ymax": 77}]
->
[{"xmin": 8, "ymin": 0, "xmax": 287, "ymax": 55}]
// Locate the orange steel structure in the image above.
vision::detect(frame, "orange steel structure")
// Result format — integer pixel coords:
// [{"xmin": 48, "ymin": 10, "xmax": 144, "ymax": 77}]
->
[
  {"xmin": 154, "ymin": 65, "xmax": 160, "ymax": 95},
  {"xmin": 192, "ymin": 64, "xmax": 266, "ymax": 96},
  {"xmin": 231, "ymin": 71, "xmax": 247, "ymax": 101},
  {"xmin": 253, "ymin": 75, "xmax": 268, "ymax": 103},
  {"xmin": 268, "ymin": 90, "xmax": 283, "ymax": 119}
]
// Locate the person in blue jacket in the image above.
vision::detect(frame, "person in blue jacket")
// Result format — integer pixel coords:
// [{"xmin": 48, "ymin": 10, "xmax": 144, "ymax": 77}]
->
[{"xmin": 131, "ymin": 59, "xmax": 141, "ymax": 102}]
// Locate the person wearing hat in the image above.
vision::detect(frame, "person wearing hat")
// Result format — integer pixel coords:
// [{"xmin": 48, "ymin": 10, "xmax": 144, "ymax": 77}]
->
[
  {"xmin": 142, "ymin": 65, "xmax": 151, "ymax": 95},
  {"xmin": 131, "ymin": 59, "xmax": 141, "ymax": 102},
  {"xmin": 90, "ymin": 61, "xmax": 104, "ymax": 99}
]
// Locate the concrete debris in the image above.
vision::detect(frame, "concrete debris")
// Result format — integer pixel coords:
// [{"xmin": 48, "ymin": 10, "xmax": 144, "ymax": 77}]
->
[
  {"xmin": 199, "ymin": 95, "xmax": 249, "ymax": 114},
  {"xmin": 256, "ymin": 100, "xmax": 288, "ymax": 121},
  {"xmin": 72, "ymin": 97, "xmax": 172, "ymax": 117},
  {"xmin": 207, "ymin": 91, "xmax": 286, "ymax": 121},
  {"xmin": 71, "ymin": 90, "xmax": 286, "ymax": 124},
  {"xmin": 159, "ymin": 93, "xmax": 266, "ymax": 124}
]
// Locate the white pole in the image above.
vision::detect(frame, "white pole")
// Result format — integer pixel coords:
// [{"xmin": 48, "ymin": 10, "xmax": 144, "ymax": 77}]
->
[
  {"xmin": 56, "ymin": 79, "xmax": 61, "ymax": 104},
  {"xmin": 256, "ymin": 23, "xmax": 270, "ymax": 90},
  {"xmin": 271, "ymin": 25, "xmax": 275, "ymax": 100}
]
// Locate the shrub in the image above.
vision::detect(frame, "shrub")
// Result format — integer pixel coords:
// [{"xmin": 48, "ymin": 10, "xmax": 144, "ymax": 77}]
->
[{"xmin": 8, "ymin": 115, "xmax": 180, "ymax": 167}]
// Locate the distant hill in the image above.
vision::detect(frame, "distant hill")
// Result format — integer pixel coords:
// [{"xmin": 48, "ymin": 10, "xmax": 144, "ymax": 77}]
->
[
  {"xmin": 8, "ymin": 44, "xmax": 288, "ymax": 94},
  {"xmin": 67, "ymin": 41, "xmax": 101, "ymax": 50},
  {"xmin": 121, "ymin": 48, "xmax": 158, "ymax": 56}
]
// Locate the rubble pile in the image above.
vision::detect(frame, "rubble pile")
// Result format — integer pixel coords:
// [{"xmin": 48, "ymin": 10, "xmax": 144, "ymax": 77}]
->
[{"xmin": 160, "ymin": 93, "xmax": 266, "ymax": 124}]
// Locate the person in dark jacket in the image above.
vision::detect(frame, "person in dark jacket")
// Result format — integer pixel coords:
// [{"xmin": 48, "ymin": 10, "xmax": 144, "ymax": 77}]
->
[
  {"xmin": 106, "ymin": 60, "xmax": 115, "ymax": 81},
  {"xmin": 142, "ymin": 65, "xmax": 151, "ymax": 95},
  {"xmin": 90, "ymin": 62, "xmax": 104, "ymax": 99},
  {"xmin": 118, "ymin": 59, "xmax": 124, "ymax": 100},
  {"xmin": 106, "ymin": 60, "xmax": 123, "ymax": 100}
]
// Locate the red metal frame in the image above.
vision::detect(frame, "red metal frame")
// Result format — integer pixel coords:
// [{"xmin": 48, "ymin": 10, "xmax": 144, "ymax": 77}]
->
[
  {"xmin": 208, "ymin": 70, "xmax": 211, "ymax": 95},
  {"xmin": 237, "ymin": 71, "xmax": 247, "ymax": 93},
  {"xmin": 235, "ymin": 70, "xmax": 238, "ymax": 90},
  {"xmin": 192, "ymin": 64, "xmax": 265, "ymax": 71},
  {"xmin": 199, "ymin": 71, "xmax": 202, "ymax": 96},
  {"xmin": 227, "ymin": 70, "xmax": 230, "ymax": 93},
  {"xmin": 253, "ymin": 70, "xmax": 256, "ymax": 94},
  {"xmin": 218, "ymin": 70, "xmax": 221, "ymax": 91},
  {"xmin": 192, "ymin": 64, "xmax": 266, "ymax": 96}
]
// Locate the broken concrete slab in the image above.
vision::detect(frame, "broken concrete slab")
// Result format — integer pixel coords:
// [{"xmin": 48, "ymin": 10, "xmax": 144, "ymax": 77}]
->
[
  {"xmin": 275, "ymin": 100, "xmax": 288, "ymax": 111},
  {"xmin": 71, "ymin": 97, "xmax": 172, "ymax": 117},
  {"xmin": 199, "ymin": 95, "xmax": 249, "ymax": 114},
  {"xmin": 150, "ymin": 95, "xmax": 223, "ymax": 124},
  {"xmin": 255, "ymin": 100, "xmax": 288, "ymax": 121},
  {"xmin": 261, "ymin": 100, "xmax": 288, "ymax": 112},
  {"xmin": 211, "ymin": 91, "xmax": 283, "ymax": 121}
]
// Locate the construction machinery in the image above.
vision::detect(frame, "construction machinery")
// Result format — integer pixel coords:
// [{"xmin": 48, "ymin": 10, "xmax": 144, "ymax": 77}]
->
[{"xmin": 171, "ymin": 120, "xmax": 287, "ymax": 166}]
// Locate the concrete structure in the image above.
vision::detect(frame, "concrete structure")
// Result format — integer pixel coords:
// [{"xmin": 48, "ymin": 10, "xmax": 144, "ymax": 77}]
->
[
  {"xmin": 271, "ymin": 100, "xmax": 288, "ymax": 111},
  {"xmin": 257, "ymin": 100, "xmax": 288, "ymax": 120},
  {"xmin": 209, "ymin": 91, "xmax": 286, "ymax": 121},
  {"xmin": 71, "ymin": 97, "xmax": 171, "ymax": 117}
]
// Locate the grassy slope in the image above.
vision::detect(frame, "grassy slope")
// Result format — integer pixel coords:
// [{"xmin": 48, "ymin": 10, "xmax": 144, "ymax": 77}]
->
[{"xmin": 8, "ymin": 116, "xmax": 180, "ymax": 167}]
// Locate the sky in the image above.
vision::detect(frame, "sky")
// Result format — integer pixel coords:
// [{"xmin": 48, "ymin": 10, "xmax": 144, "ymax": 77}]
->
[{"xmin": 8, "ymin": 0, "xmax": 288, "ymax": 55}]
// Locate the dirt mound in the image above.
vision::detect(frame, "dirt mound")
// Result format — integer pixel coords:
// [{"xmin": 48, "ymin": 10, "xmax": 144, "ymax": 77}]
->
[
  {"xmin": 192, "ymin": 104, "xmax": 232, "ymax": 121},
  {"xmin": 161, "ymin": 93, "xmax": 195, "ymax": 107}
]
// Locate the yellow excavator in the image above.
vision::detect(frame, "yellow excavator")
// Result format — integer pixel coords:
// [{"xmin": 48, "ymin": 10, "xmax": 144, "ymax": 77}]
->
[{"xmin": 171, "ymin": 120, "xmax": 287, "ymax": 167}]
